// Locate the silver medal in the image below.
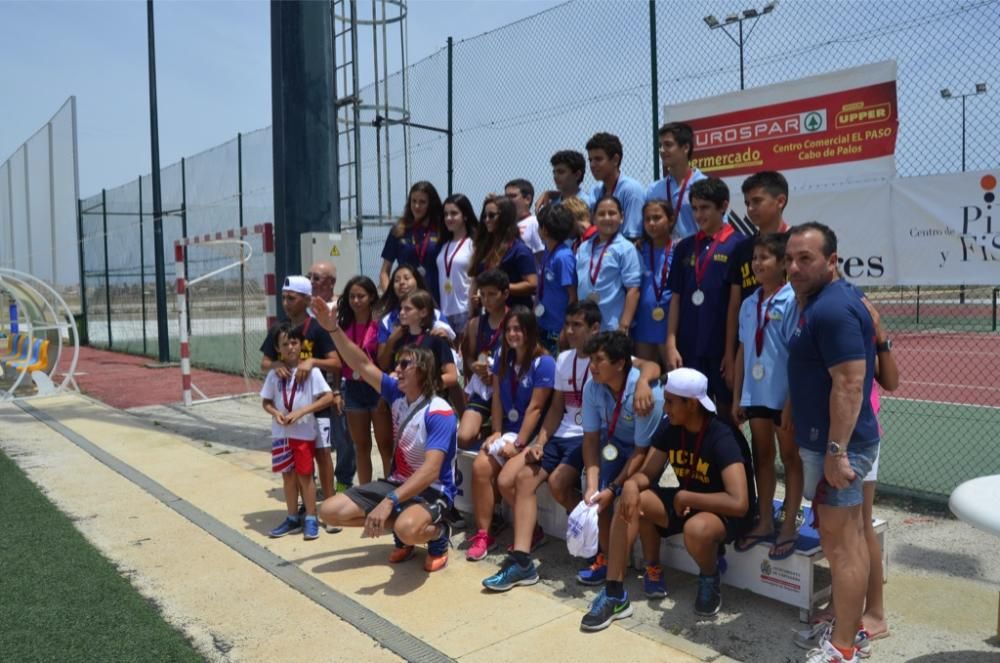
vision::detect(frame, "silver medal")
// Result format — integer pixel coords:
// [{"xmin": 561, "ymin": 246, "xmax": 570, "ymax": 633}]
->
[
  {"xmin": 691, "ymin": 289, "xmax": 705, "ymax": 306},
  {"xmin": 601, "ymin": 444, "xmax": 619, "ymax": 461},
  {"xmin": 417, "ymin": 265, "xmax": 427, "ymax": 276},
  {"xmin": 507, "ymin": 408, "xmax": 520, "ymax": 423},
  {"xmin": 534, "ymin": 303, "xmax": 546, "ymax": 317},
  {"xmin": 752, "ymin": 363, "xmax": 765, "ymax": 381}
]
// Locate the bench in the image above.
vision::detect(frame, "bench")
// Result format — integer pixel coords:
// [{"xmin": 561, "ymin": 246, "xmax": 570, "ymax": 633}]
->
[
  {"xmin": 0, "ymin": 333, "xmax": 27, "ymax": 362},
  {"xmin": 5, "ymin": 337, "xmax": 50, "ymax": 373},
  {"xmin": 635, "ymin": 499, "xmax": 888, "ymax": 622}
]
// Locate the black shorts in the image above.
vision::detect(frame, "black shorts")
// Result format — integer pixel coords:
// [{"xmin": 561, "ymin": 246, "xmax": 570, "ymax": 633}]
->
[
  {"xmin": 651, "ymin": 486, "xmax": 752, "ymax": 544},
  {"xmin": 744, "ymin": 406, "xmax": 782, "ymax": 425},
  {"xmin": 343, "ymin": 479, "xmax": 450, "ymax": 523}
]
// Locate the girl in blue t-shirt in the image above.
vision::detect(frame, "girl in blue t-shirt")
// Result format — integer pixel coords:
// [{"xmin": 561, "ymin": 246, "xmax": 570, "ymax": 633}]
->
[
  {"xmin": 575, "ymin": 195, "xmax": 642, "ymax": 332},
  {"xmin": 468, "ymin": 196, "xmax": 538, "ymax": 312},
  {"xmin": 731, "ymin": 233, "xmax": 803, "ymax": 560},
  {"xmin": 632, "ymin": 199, "xmax": 677, "ymax": 369},
  {"xmin": 379, "ymin": 181, "xmax": 445, "ymax": 304},
  {"xmin": 467, "ymin": 307, "xmax": 555, "ymax": 561}
]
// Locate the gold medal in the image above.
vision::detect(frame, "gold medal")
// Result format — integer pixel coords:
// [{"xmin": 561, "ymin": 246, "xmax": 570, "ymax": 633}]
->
[
  {"xmin": 651, "ymin": 306, "xmax": 665, "ymax": 321},
  {"xmin": 444, "ymin": 281, "xmax": 453, "ymax": 294}
]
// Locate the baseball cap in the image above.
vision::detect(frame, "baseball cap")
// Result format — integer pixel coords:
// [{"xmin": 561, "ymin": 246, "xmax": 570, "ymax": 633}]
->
[
  {"xmin": 282, "ymin": 275, "xmax": 313, "ymax": 297},
  {"xmin": 664, "ymin": 367, "xmax": 717, "ymax": 413}
]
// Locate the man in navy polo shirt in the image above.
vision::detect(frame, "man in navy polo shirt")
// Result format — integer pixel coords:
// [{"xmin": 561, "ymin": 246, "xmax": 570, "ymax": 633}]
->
[
  {"xmin": 786, "ymin": 222, "xmax": 879, "ymax": 663},
  {"xmin": 665, "ymin": 178, "xmax": 747, "ymax": 424}
]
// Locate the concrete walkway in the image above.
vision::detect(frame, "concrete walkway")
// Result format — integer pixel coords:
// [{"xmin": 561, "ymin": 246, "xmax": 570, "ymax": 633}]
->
[{"xmin": 1, "ymin": 394, "xmax": 715, "ymax": 663}]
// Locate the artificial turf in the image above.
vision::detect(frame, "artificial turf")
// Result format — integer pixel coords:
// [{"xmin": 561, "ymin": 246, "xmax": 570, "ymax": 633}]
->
[{"xmin": 0, "ymin": 451, "xmax": 204, "ymax": 662}]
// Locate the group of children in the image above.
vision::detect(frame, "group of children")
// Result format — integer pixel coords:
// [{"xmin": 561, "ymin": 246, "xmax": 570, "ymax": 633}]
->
[{"xmin": 257, "ymin": 122, "xmax": 897, "ymax": 662}]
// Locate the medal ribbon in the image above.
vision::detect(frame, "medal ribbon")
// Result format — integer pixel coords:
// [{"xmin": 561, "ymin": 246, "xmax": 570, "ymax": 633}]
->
[
  {"xmin": 281, "ymin": 378, "xmax": 299, "ymax": 415},
  {"xmin": 477, "ymin": 311, "xmax": 505, "ymax": 355},
  {"xmin": 679, "ymin": 420, "xmax": 708, "ymax": 490},
  {"xmin": 443, "ymin": 236, "xmax": 467, "ymax": 278},
  {"xmin": 754, "ymin": 289, "xmax": 780, "ymax": 357},
  {"xmin": 508, "ymin": 355, "xmax": 527, "ymax": 415},
  {"xmin": 413, "ymin": 222, "xmax": 434, "ymax": 265},
  {"xmin": 589, "ymin": 234, "xmax": 615, "ymax": 287},
  {"xmin": 693, "ymin": 225, "xmax": 734, "ymax": 289},
  {"xmin": 605, "ymin": 379, "xmax": 629, "ymax": 441},
  {"xmin": 537, "ymin": 246, "xmax": 560, "ymax": 301},
  {"xmin": 648, "ymin": 241, "xmax": 673, "ymax": 302},
  {"xmin": 571, "ymin": 355, "xmax": 591, "ymax": 404},
  {"xmin": 667, "ymin": 169, "xmax": 693, "ymax": 214}
]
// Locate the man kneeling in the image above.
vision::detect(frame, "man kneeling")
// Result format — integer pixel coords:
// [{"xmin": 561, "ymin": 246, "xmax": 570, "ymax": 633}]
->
[
  {"xmin": 581, "ymin": 368, "xmax": 755, "ymax": 631},
  {"xmin": 313, "ymin": 297, "xmax": 457, "ymax": 572}
]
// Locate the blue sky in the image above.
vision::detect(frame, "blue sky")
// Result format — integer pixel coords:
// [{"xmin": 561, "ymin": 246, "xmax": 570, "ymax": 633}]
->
[{"xmin": 0, "ymin": 0, "xmax": 562, "ymax": 196}]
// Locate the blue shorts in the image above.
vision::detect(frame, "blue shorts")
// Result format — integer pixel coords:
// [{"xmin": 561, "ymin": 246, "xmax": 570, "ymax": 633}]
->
[
  {"xmin": 540, "ymin": 435, "xmax": 584, "ymax": 474},
  {"xmin": 343, "ymin": 379, "xmax": 380, "ymax": 411},
  {"xmin": 466, "ymin": 393, "xmax": 491, "ymax": 416},
  {"xmin": 800, "ymin": 443, "xmax": 879, "ymax": 508},
  {"xmin": 598, "ymin": 438, "xmax": 636, "ymax": 489}
]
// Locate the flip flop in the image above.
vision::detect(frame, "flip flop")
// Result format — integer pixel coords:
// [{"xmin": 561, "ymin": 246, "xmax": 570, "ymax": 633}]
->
[
  {"xmin": 768, "ymin": 535, "xmax": 798, "ymax": 560},
  {"xmin": 734, "ymin": 533, "xmax": 773, "ymax": 552}
]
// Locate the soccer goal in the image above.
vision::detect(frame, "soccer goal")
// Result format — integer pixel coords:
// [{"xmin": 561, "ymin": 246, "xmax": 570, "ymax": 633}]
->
[{"xmin": 173, "ymin": 223, "xmax": 276, "ymax": 406}]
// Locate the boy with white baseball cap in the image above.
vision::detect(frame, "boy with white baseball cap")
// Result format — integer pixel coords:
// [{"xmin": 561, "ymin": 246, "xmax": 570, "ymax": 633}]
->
[{"xmin": 581, "ymin": 367, "xmax": 756, "ymax": 632}]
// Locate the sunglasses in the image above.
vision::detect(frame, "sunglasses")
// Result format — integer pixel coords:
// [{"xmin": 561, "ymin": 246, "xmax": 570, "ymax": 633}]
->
[{"xmin": 397, "ymin": 359, "xmax": 414, "ymax": 370}]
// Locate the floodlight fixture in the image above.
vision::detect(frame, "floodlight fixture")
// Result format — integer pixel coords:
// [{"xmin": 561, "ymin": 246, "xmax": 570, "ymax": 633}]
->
[
  {"xmin": 725, "ymin": 13, "xmax": 740, "ymax": 23},
  {"xmin": 743, "ymin": 8, "xmax": 759, "ymax": 18},
  {"xmin": 940, "ymin": 89, "xmax": 952, "ymax": 99},
  {"xmin": 704, "ymin": 15, "xmax": 720, "ymax": 28},
  {"xmin": 762, "ymin": 1, "xmax": 778, "ymax": 13},
  {"xmin": 975, "ymin": 82, "xmax": 987, "ymax": 94}
]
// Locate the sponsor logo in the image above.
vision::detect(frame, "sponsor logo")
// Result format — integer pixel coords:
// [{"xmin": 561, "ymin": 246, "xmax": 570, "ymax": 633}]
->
[
  {"xmin": 759, "ymin": 557, "xmax": 803, "ymax": 592},
  {"xmin": 694, "ymin": 111, "xmax": 827, "ymax": 150},
  {"xmin": 934, "ymin": 174, "xmax": 1000, "ymax": 267},
  {"xmin": 835, "ymin": 101, "xmax": 892, "ymax": 129}
]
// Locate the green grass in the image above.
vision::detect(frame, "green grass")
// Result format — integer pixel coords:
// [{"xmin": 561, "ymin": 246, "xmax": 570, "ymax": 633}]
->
[{"xmin": 0, "ymin": 451, "xmax": 204, "ymax": 663}]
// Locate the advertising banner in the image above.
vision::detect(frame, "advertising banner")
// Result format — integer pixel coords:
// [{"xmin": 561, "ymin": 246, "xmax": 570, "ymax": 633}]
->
[{"xmin": 664, "ymin": 61, "xmax": 898, "ymax": 189}]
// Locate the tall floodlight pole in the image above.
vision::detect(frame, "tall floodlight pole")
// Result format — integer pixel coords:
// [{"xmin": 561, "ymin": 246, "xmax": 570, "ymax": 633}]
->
[
  {"xmin": 147, "ymin": 0, "xmax": 169, "ymax": 361},
  {"xmin": 704, "ymin": 1, "xmax": 778, "ymax": 90}
]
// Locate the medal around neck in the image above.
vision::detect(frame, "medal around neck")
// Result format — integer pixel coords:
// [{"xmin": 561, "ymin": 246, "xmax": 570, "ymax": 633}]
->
[
  {"xmin": 691, "ymin": 289, "xmax": 705, "ymax": 306},
  {"xmin": 601, "ymin": 443, "xmax": 619, "ymax": 461}
]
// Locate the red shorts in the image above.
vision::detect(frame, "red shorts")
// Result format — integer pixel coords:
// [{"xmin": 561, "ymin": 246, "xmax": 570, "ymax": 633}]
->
[{"xmin": 271, "ymin": 438, "xmax": 315, "ymax": 475}]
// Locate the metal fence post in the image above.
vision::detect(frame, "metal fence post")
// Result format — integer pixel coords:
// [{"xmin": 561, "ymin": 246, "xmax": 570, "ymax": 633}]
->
[
  {"xmin": 101, "ymin": 189, "xmax": 112, "ymax": 348},
  {"xmin": 75, "ymin": 197, "xmax": 89, "ymax": 345},
  {"xmin": 238, "ymin": 132, "xmax": 248, "ymax": 377},
  {"xmin": 181, "ymin": 156, "xmax": 190, "ymax": 336},
  {"xmin": 648, "ymin": 0, "xmax": 660, "ymax": 181},
  {"xmin": 447, "ymin": 36, "xmax": 454, "ymax": 196},
  {"xmin": 138, "ymin": 175, "xmax": 147, "ymax": 355}
]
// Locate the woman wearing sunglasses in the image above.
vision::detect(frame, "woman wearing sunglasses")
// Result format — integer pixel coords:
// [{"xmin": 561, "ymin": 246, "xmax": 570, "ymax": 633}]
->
[{"xmin": 312, "ymin": 296, "xmax": 458, "ymax": 573}]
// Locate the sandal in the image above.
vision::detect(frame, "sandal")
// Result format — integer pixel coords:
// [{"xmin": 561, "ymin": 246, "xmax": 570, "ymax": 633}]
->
[
  {"xmin": 734, "ymin": 533, "xmax": 773, "ymax": 552},
  {"xmin": 768, "ymin": 535, "xmax": 798, "ymax": 560}
]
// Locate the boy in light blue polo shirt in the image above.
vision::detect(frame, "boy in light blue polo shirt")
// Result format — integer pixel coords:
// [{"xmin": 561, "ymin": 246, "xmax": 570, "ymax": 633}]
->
[
  {"xmin": 579, "ymin": 331, "xmax": 665, "ymax": 585},
  {"xmin": 547, "ymin": 149, "xmax": 594, "ymax": 208},
  {"xmin": 576, "ymin": 196, "xmax": 642, "ymax": 332},
  {"xmin": 536, "ymin": 203, "xmax": 577, "ymax": 353},
  {"xmin": 586, "ymin": 132, "xmax": 646, "ymax": 240},
  {"xmin": 646, "ymin": 122, "xmax": 706, "ymax": 240}
]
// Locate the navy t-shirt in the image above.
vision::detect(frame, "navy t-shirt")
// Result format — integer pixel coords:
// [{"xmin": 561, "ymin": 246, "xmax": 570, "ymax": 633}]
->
[
  {"xmin": 650, "ymin": 416, "xmax": 755, "ymax": 515},
  {"xmin": 726, "ymin": 238, "xmax": 759, "ymax": 303},
  {"xmin": 787, "ymin": 279, "xmax": 879, "ymax": 453},
  {"xmin": 259, "ymin": 316, "xmax": 335, "ymax": 363},
  {"xmin": 475, "ymin": 239, "xmax": 536, "ymax": 310},
  {"xmin": 381, "ymin": 223, "xmax": 444, "ymax": 303},
  {"xmin": 392, "ymin": 331, "xmax": 455, "ymax": 372},
  {"xmin": 666, "ymin": 225, "xmax": 747, "ymax": 359}
]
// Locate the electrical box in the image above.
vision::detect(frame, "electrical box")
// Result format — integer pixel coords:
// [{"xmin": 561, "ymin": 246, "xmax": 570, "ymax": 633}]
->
[{"xmin": 300, "ymin": 230, "xmax": 360, "ymax": 281}]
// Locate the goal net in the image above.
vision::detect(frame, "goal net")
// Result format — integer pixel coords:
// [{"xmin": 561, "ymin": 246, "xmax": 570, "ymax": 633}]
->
[{"xmin": 173, "ymin": 224, "xmax": 276, "ymax": 405}]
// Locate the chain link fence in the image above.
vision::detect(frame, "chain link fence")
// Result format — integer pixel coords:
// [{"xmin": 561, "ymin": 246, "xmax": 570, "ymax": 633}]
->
[{"xmin": 77, "ymin": 0, "xmax": 999, "ymax": 500}]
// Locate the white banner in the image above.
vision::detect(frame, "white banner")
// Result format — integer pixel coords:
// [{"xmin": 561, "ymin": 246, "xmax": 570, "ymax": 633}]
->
[{"xmin": 892, "ymin": 170, "xmax": 999, "ymax": 286}]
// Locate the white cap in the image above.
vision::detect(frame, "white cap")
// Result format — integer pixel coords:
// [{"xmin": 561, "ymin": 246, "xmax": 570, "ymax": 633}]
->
[
  {"xmin": 282, "ymin": 275, "xmax": 312, "ymax": 297},
  {"xmin": 664, "ymin": 367, "xmax": 717, "ymax": 413}
]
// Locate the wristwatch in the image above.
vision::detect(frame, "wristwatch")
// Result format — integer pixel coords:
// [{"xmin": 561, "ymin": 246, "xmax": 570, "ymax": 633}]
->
[
  {"xmin": 387, "ymin": 491, "xmax": 402, "ymax": 512},
  {"xmin": 827, "ymin": 441, "xmax": 847, "ymax": 457},
  {"xmin": 609, "ymin": 483, "xmax": 623, "ymax": 497},
  {"xmin": 876, "ymin": 338, "xmax": 892, "ymax": 353}
]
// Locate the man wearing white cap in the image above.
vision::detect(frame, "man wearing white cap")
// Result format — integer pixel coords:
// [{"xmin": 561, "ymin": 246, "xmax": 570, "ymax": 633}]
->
[
  {"xmin": 260, "ymin": 274, "xmax": 342, "ymax": 532},
  {"xmin": 581, "ymin": 367, "xmax": 755, "ymax": 632}
]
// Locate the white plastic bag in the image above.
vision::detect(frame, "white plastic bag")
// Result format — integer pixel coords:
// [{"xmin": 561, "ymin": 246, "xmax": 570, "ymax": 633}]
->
[
  {"xmin": 487, "ymin": 432, "xmax": 518, "ymax": 466},
  {"xmin": 566, "ymin": 498, "xmax": 600, "ymax": 558}
]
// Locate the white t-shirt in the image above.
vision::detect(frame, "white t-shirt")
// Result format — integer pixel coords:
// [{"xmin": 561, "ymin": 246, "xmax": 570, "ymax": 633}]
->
[
  {"xmin": 435, "ymin": 236, "xmax": 473, "ymax": 317},
  {"xmin": 518, "ymin": 214, "xmax": 545, "ymax": 254},
  {"xmin": 553, "ymin": 349, "xmax": 590, "ymax": 439},
  {"xmin": 260, "ymin": 367, "xmax": 332, "ymax": 440}
]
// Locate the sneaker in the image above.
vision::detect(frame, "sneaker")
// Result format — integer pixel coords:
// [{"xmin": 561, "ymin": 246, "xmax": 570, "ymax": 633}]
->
[
  {"xmin": 506, "ymin": 525, "xmax": 546, "ymax": 553},
  {"xmin": 268, "ymin": 515, "xmax": 302, "ymax": 538},
  {"xmin": 482, "ymin": 556, "xmax": 539, "ymax": 592},
  {"xmin": 804, "ymin": 639, "xmax": 857, "ymax": 663},
  {"xmin": 694, "ymin": 572, "xmax": 722, "ymax": 616},
  {"xmin": 577, "ymin": 552, "xmax": 608, "ymax": 585},
  {"xmin": 854, "ymin": 629, "xmax": 872, "ymax": 659},
  {"xmin": 388, "ymin": 544, "xmax": 415, "ymax": 564},
  {"xmin": 643, "ymin": 564, "xmax": 668, "ymax": 599},
  {"xmin": 466, "ymin": 530, "xmax": 496, "ymax": 561},
  {"xmin": 303, "ymin": 516, "xmax": 320, "ymax": 540},
  {"xmin": 580, "ymin": 588, "xmax": 633, "ymax": 632},
  {"xmin": 424, "ymin": 521, "xmax": 451, "ymax": 572},
  {"xmin": 794, "ymin": 620, "xmax": 834, "ymax": 650}
]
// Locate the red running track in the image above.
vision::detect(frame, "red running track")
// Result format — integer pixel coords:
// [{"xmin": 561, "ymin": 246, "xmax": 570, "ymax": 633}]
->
[
  {"xmin": 53, "ymin": 346, "xmax": 260, "ymax": 410},
  {"xmin": 892, "ymin": 331, "xmax": 1000, "ymax": 407}
]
